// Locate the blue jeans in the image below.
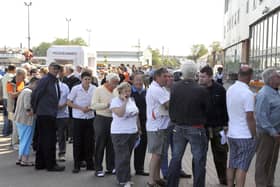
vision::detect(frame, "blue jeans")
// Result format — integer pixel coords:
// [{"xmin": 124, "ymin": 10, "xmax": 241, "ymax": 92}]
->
[
  {"xmin": 160, "ymin": 125, "xmax": 174, "ymax": 177},
  {"xmin": 2, "ymin": 99, "xmax": 12, "ymax": 136},
  {"xmin": 167, "ymin": 125, "xmax": 208, "ymax": 187}
]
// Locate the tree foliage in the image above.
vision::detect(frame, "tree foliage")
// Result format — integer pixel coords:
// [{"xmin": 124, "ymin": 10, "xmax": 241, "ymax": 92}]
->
[
  {"xmin": 187, "ymin": 44, "xmax": 208, "ymax": 62},
  {"xmin": 32, "ymin": 37, "xmax": 88, "ymax": 56},
  {"xmin": 149, "ymin": 48, "xmax": 180, "ymax": 68},
  {"xmin": 32, "ymin": 42, "xmax": 51, "ymax": 56},
  {"xmin": 150, "ymin": 48, "xmax": 162, "ymax": 67},
  {"xmin": 209, "ymin": 41, "xmax": 222, "ymax": 53}
]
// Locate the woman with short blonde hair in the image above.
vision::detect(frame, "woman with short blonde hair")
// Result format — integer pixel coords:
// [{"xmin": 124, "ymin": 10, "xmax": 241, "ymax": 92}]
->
[{"xmin": 110, "ymin": 82, "xmax": 140, "ymax": 187}]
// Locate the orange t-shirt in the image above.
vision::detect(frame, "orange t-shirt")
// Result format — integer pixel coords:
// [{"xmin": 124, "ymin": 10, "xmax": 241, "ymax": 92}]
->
[
  {"xmin": 7, "ymin": 81, "xmax": 25, "ymax": 94},
  {"xmin": 123, "ymin": 72, "xmax": 130, "ymax": 81}
]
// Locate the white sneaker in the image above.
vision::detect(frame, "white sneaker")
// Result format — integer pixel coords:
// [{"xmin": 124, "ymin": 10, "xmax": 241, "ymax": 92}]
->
[
  {"xmin": 95, "ymin": 171, "xmax": 105, "ymax": 177},
  {"xmin": 123, "ymin": 182, "xmax": 132, "ymax": 187},
  {"xmin": 58, "ymin": 155, "xmax": 66, "ymax": 162},
  {"xmin": 112, "ymin": 169, "xmax": 116, "ymax": 174},
  {"xmin": 12, "ymin": 144, "xmax": 19, "ymax": 150}
]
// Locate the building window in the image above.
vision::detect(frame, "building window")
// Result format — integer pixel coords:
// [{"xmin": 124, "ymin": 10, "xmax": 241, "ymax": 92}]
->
[
  {"xmin": 225, "ymin": 0, "xmax": 229, "ymax": 13},
  {"xmin": 237, "ymin": 9, "xmax": 240, "ymax": 24},
  {"xmin": 253, "ymin": 0, "xmax": 256, "ymax": 10},
  {"xmin": 249, "ymin": 9, "xmax": 280, "ymax": 77},
  {"xmin": 277, "ymin": 12, "xmax": 280, "ymax": 67},
  {"xmin": 246, "ymin": 0, "xmax": 249, "ymax": 13}
]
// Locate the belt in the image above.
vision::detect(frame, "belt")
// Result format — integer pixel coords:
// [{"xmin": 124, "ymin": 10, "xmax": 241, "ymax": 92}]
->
[{"xmin": 192, "ymin": 125, "xmax": 204, "ymax": 129}]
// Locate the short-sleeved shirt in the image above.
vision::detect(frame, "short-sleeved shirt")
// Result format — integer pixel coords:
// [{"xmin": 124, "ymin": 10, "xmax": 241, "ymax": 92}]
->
[
  {"xmin": 146, "ymin": 81, "xmax": 170, "ymax": 132},
  {"xmin": 67, "ymin": 84, "xmax": 96, "ymax": 119},
  {"xmin": 226, "ymin": 81, "xmax": 255, "ymax": 138},
  {"xmin": 57, "ymin": 81, "xmax": 70, "ymax": 119},
  {"xmin": 110, "ymin": 97, "xmax": 139, "ymax": 134}
]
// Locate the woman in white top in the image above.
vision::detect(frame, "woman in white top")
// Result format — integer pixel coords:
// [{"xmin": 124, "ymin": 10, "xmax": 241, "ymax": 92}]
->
[
  {"xmin": 67, "ymin": 71, "xmax": 96, "ymax": 173},
  {"xmin": 110, "ymin": 82, "xmax": 140, "ymax": 187}
]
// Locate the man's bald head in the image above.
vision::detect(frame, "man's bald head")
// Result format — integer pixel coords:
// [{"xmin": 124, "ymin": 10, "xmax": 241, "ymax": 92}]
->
[{"xmin": 238, "ymin": 65, "xmax": 253, "ymax": 84}]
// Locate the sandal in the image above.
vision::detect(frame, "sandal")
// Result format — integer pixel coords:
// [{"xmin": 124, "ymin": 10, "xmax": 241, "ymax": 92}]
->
[
  {"xmin": 20, "ymin": 161, "xmax": 34, "ymax": 167},
  {"xmin": 16, "ymin": 159, "xmax": 21, "ymax": 165}
]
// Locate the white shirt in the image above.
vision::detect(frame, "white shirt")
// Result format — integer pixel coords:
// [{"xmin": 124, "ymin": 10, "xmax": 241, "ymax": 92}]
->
[
  {"xmin": 146, "ymin": 81, "xmax": 170, "ymax": 131},
  {"xmin": 57, "ymin": 81, "xmax": 70, "ymax": 119},
  {"xmin": 110, "ymin": 97, "xmax": 138, "ymax": 134},
  {"xmin": 67, "ymin": 84, "xmax": 96, "ymax": 119},
  {"xmin": 1, "ymin": 73, "xmax": 14, "ymax": 99},
  {"xmin": 226, "ymin": 81, "xmax": 255, "ymax": 138}
]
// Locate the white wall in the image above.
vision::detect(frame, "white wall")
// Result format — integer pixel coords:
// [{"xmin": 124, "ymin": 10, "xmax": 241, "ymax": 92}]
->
[{"xmin": 249, "ymin": 0, "xmax": 280, "ymax": 24}]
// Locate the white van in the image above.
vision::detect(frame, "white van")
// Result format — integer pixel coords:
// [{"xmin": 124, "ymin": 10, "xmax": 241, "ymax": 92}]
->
[{"xmin": 47, "ymin": 45, "xmax": 97, "ymax": 76}]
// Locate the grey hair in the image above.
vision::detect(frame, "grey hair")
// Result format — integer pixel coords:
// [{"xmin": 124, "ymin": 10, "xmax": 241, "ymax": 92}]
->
[
  {"xmin": 181, "ymin": 61, "xmax": 197, "ymax": 79},
  {"xmin": 262, "ymin": 68, "xmax": 277, "ymax": 85},
  {"xmin": 16, "ymin": 67, "xmax": 27, "ymax": 76},
  {"xmin": 64, "ymin": 64, "xmax": 74, "ymax": 73},
  {"xmin": 117, "ymin": 82, "xmax": 131, "ymax": 94},
  {"xmin": 106, "ymin": 73, "xmax": 120, "ymax": 82}
]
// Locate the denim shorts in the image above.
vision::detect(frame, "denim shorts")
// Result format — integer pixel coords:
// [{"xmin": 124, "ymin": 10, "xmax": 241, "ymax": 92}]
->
[
  {"xmin": 228, "ymin": 138, "xmax": 257, "ymax": 171},
  {"xmin": 147, "ymin": 129, "xmax": 168, "ymax": 156}
]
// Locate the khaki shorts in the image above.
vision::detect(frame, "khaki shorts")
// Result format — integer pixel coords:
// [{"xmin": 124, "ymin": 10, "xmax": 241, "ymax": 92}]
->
[{"xmin": 147, "ymin": 129, "xmax": 168, "ymax": 156}]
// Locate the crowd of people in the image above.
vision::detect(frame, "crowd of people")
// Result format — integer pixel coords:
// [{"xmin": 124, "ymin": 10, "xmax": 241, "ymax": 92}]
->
[{"xmin": 0, "ymin": 61, "xmax": 280, "ymax": 187}]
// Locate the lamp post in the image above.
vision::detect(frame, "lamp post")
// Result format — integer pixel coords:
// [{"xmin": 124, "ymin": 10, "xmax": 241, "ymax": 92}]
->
[
  {"xmin": 24, "ymin": 2, "xmax": 32, "ymax": 49},
  {"xmin": 86, "ymin": 29, "xmax": 92, "ymax": 47},
  {"xmin": 66, "ymin": 18, "xmax": 71, "ymax": 43}
]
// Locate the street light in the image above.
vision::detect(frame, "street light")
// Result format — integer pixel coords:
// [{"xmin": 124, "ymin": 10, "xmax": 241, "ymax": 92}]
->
[
  {"xmin": 24, "ymin": 1, "xmax": 32, "ymax": 49},
  {"xmin": 66, "ymin": 18, "xmax": 71, "ymax": 42},
  {"xmin": 86, "ymin": 29, "xmax": 92, "ymax": 47}
]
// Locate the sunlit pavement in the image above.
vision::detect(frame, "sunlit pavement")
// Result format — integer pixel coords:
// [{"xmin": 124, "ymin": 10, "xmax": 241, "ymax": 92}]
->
[{"xmin": 0, "ymin": 114, "xmax": 279, "ymax": 187}]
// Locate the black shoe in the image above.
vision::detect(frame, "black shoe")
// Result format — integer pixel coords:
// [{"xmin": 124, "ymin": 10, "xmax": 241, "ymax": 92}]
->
[
  {"xmin": 180, "ymin": 170, "xmax": 192, "ymax": 178},
  {"xmin": 80, "ymin": 161, "xmax": 86, "ymax": 168},
  {"xmin": 69, "ymin": 138, "xmax": 73, "ymax": 144},
  {"xmin": 105, "ymin": 169, "xmax": 116, "ymax": 175},
  {"xmin": 135, "ymin": 170, "xmax": 149, "ymax": 176},
  {"xmin": 219, "ymin": 179, "xmax": 227, "ymax": 185},
  {"xmin": 47, "ymin": 165, "xmax": 65, "ymax": 172},
  {"xmin": 72, "ymin": 168, "xmax": 80, "ymax": 173},
  {"xmin": 155, "ymin": 179, "xmax": 167, "ymax": 187}
]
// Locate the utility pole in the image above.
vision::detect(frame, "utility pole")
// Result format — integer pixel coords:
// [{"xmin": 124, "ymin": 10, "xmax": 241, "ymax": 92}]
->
[
  {"xmin": 66, "ymin": 18, "xmax": 71, "ymax": 43},
  {"xmin": 24, "ymin": 2, "xmax": 32, "ymax": 49},
  {"xmin": 86, "ymin": 29, "xmax": 92, "ymax": 47}
]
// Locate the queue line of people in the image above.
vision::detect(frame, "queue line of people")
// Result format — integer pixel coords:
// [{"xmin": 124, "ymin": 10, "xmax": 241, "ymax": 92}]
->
[{"xmin": 1, "ymin": 61, "xmax": 280, "ymax": 187}]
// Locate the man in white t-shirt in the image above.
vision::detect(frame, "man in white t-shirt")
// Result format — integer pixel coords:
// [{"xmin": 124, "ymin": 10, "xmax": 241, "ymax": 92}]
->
[
  {"xmin": 146, "ymin": 68, "xmax": 170, "ymax": 186},
  {"xmin": 226, "ymin": 66, "xmax": 257, "ymax": 187}
]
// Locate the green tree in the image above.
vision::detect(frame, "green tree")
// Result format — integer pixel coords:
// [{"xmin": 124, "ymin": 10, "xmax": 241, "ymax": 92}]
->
[
  {"xmin": 209, "ymin": 41, "xmax": 222, "ymax": 66},
  {"xmin": 52, "ymin": 38, "xmax": 69, "ymax": 45},
  {"xmin": 149, "ymin": 48, "xmax": 163, "ymax": 67},
  {"xmin": 187, "ymin": 44, "xmax": 208, "ymax": 62},
  {"xmin": 32, "ymin": 42, "xmax": 52, "ymax": 56},
  {"xmin": 162, "ymin": 57, "xmax": 180, "ymax": 68},
  {"xmin": 70, "ymin": 37, "xmax": 87, "ymax": 46},
  {"xmin": 52, "ymin": 37, "xmax": 87, "ymax": 46},
  {"xmin": 209, "ymin": 41, "xmax": 221, "ymax": 53}
]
